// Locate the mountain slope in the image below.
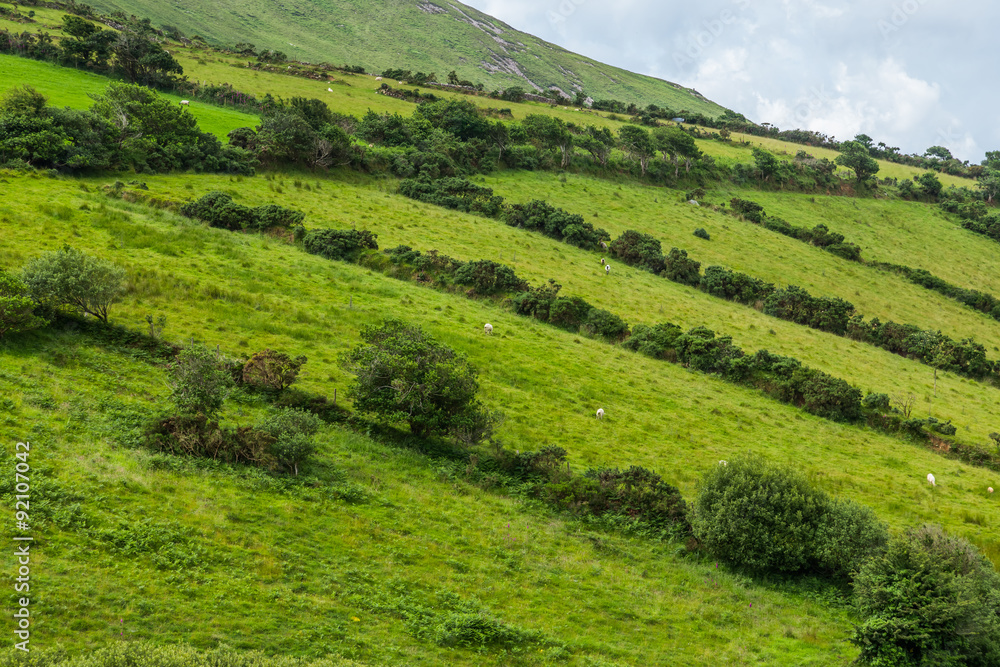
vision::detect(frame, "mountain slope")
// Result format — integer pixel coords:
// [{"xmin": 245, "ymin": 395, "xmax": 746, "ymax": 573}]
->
[{"xmin": 84, "ymin": 0, "xmax": 728, "ymax": 116}]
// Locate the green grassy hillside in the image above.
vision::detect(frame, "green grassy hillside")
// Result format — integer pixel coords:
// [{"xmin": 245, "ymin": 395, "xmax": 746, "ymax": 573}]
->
[
  {"xmin": 2, "ymin": 21, "xmax": 999, "ymax": 665},
  {"xmin": 78, "ymin": 0, "xmax": 727, "ymax": 116}
]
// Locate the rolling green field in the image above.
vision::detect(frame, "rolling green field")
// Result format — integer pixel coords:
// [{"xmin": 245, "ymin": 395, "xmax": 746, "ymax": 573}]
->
[
  {"xmin": 1, "ymin": 22, "xmax": 998, "ymax": 665},
  {"xmin": 0, "ymin": 54, "xmax": 258, "ymax": 139}
]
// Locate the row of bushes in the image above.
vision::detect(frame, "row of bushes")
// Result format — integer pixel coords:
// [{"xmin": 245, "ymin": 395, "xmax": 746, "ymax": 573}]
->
[
  {"xmin": 874, "ymin": 261, "xmax": 1000, "ymax": 321},
  {"xmin": 729, "ymin": 197, "xmax": 862, "ymax": 261},
  {"xmin": 398, "ymin": 177, "xmax": 611, "ymax": 250},
  {"xmin": 180, "ymin": 192, "xmax": 305, "ymax": 236}
]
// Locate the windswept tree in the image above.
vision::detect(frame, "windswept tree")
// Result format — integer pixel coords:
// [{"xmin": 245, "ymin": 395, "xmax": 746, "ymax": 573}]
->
[
  {"xmin": 578, "ymin": 125, "xmax": 614, "ymax": 166},
  {"xmin": 111, "ymin": 19, "xmax": 183, "ymax": 86},
  {"xmin": 977, "ymin": 150, "xmax": 1000, "ymax": 204},
  {"xmin": 21, "ymin": 246, "xmax": 125, "ymax": 323},
  {"xmin": 653, "ymin": 126, "xmax": 701, "ymax": 177},
  {"xmin": 618, "ymin": 125, "xmax": 654, "ymax": 176},
  {"xmin": 342, "ymin": 320, "xmax": 497, "ymax": 441},
  {"xmin": 522, "ymin": 114, "xmax": 573, "ymax": 167},
  {"xmin": 836, "ymin": 140, "xmax": 880, "ymax": 185}
]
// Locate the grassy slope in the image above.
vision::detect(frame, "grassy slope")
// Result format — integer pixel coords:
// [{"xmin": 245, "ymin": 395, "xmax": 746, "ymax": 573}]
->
[
  {"xmin": 77, "ymin": 0, "xmax": 727, "ymax": 115},
  {"xmin": 1, "ymin": 173, "xmax": 862, "ymax": 665},
  {"xmin": 0, "ymin": 54, "xmax": 258, "ymax": 139}
]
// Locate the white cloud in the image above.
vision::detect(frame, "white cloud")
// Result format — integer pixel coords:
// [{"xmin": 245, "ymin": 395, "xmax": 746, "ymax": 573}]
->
[{"xmin": 462, "ymin": 0, "xmax": 993, "ymax": 161}]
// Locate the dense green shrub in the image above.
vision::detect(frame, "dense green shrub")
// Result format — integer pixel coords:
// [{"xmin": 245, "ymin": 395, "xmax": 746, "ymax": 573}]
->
[
  {"xmin": 511, "ymin": 280, "xmax": 562, "ymax": 322},
  {"xmin": 852, "ymin": 525, "xmax": 1000, "ymax": 666},
  {"xmin": 692, "ymin": 454, "xmax": 829, "ymax": 573},
  {"xmin": 583, "ymin": 308, "xmax": 629, "ymax": 341},
  {"xmin": 662, "ymin": 247, "xmax": 701, "ymax": 286},
  {"xmin": 502, "ymin": 199, "xmax": 610, "ymax": 249},
  {"xmin": 257, "ymin": 407, "xmax": 323, "ymax": 475},
  {"xmin": 763, "ymin": 285, "xmax": 855, "ymax": 335},
  {"xmin": 398, "ymin": 177, "xmax": 505, "ymax": 217},
  {"xmin": 620, "ymin": 322, "xmax": 682, "ymax": 360},
  {"xmin": 242, "ymin": 348, "xmax": 307, "ymax": 391},
  {"xmin": 303, "ymin": 228, "xmax": 379, "ymax": 261},
  {"xmin": 548, "ymin": 295, "xmax": 593, "ymax": 329},
  {"xmin": 453, "ymin": 259, "xmax": 527, "ymax": 295},
  {"xmin": 342, "ymin": 319, "xmax": 489, "ymax": 440},
  {"xmin": 700, "ymin": 265, "xmax": 775, "ymax": 304},
  {"xmin": 0, "ymin": 270, "xmax": 46, "ymax": 338},
  {"xmin": 180, "ymin": 193, "xmax": 304, "ymax": 234},
  {"xmin": 693, "ymin": 227, "xmax": 710, "ymax": 240},
  {"xmin": 168, "ymin": 345, "xmax": 233, "ymax": 416},
  {"xmin": 813, "ymin": 498, "xmax": 889, "ymax": 576},
  {"xmin": 609, "ymin": 229, "xmax": 665, "ymax": 273},
  {"xmin": 730, "ymin": 197, "xmax": 766, "ymax": 223}
]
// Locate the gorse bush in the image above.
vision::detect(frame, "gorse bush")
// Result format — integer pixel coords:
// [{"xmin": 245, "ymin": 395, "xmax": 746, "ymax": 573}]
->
[
  {"xmin": 180, "ymin": 192, "xmax": 305, "ymax": 234},
  {"xmin": 303, "ymin": 228, "xmax": 379, "ymax": 261},
  {"xmin": 852, "ymin": 525, "xmax": 1000, "ymax": 666},
  {"xmin": 453, "ymin": 259, "xmax": 528, "ymax": 295},
  {"xmin": 502, "ymin": 198, "xmax": 610, "ymax": 250},
  {"xmin": 242, "ymin": 348, "xmax": 307, "ymax": 391},
  {"xmin": 609, "ymin": 229, "xmax": 666, "ymax": 273},
  {"xmin": 398, "ymin": 177, "xmax": 505, "ymax": 217},
  {"xmin": 691, "ymin": 453, "xmax": 888, "ymax": 576}
]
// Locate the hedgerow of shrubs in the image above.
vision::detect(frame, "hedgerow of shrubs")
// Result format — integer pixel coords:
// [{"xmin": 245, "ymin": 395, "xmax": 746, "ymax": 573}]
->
[
  {"xmin": 691, "ymin": 453, "xmax": 888, "ymax": 577},
  {"xmin": 729, "ymin": 197, "xmax": 863, "ymax": 262},
  {"xmin": 180, "ymin": 192, "xmax": 305, "ymax": 235}
]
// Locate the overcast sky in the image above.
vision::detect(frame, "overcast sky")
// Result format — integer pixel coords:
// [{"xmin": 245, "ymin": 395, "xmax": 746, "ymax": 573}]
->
[{"xmin": 463, "ymin": 0, "xmax": 995, "ymax": 163}]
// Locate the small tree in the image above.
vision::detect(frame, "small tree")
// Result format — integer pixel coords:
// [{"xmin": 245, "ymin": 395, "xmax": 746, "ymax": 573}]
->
[
  {"xmin": 342, "ymin": 320, "xmax": 488, "ymax": 439},
  {"xmin": 21, "ymin": 246, "xmax": 126, "ymax": 322},
  {"xmin": 242, "ymin": 349, "xmax": 307, "ymax": 391},
  {"xmin": 258, "ymin": 407, "xmax": 322, "ymax": 475},
  {"xmin": 618, "ymin": 125, "xmax": 654, "ymax": 176},
  {"xmin": 0, "ymin": 271, "xmax": 47, "ymax": 339},
  {"xmin": 836, "ymin": 140, "xmax": 880, "ymax": 185},
  {"xmin": 0, "ymin": 84, "xmax": 47, "ymax": 116},
  {"xmin": 169, "ymin": 345, "xmax": 233, "ymax": 416}
]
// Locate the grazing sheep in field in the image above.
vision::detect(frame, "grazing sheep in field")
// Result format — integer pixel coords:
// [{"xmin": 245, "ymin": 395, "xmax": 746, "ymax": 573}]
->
[
  {"xmin": 327, "ymin": 87, "xmax": 333, "ymax": 92},
  {"xmin": 600, "ymin": 241, "xmax": 608, "ymax": 250},
  {"xmin": 398, "ymin": 81, "xmax": 405, "ymax": 84},
  {"xmin": 375, "ymin": 76, "xmax": 383, "ymax": 81},
  {"xmin": 601, "ymin": 258, "xmax": 605, "ymax": 265},
  {"xmin": 180, "ymin": 100, "xmax": 189, "ymax": 106},
  {"xmin": 605, "ymin": 264, "xmax": 610, "ymax": 275},
  {"xmin": 927, "ymin": 473, "xmax": 936, "ymax": 487},
  {"xmin": 596, "ymin": 408, "xmax": 604, "ymax": 419},
  {"xmin": 484, "ymin": 323, "xmax": 493, "ymax": 335},
  {"xmin": 990, "ymin": 487, "xmax": 994, "ymax": 493}
]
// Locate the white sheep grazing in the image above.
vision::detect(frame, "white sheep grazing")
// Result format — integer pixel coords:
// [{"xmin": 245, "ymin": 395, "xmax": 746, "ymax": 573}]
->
[
  {"xmin": 180, "ymin": 100, "xmax": 190, "ymax": 106},
  {"xmin": 327, "ymin": 87, "xmax": 333, "ymax": 92},
  {"xmin": 375, "ymin": 76, "xmax": 383, "ymax": 81},
  {"xmin": 484, "ymin": 323, "xmax": 493, "ymax": 335},
  {"xmin": 398, "ymin": 80, "xmax": 405, "ymax": 85},
  {"xmin": 990, "ymin": 487, "xmax": 994, "ymax": 493},
  {"xmin": 927, "ymin": 473, "xmax": 936, "ymax": 487},
  {"xmin": 605, "ymin": 264, "xmax": 610, "ymax": 274},
  {"xmin": 601, "ymin": 258, "xmax": 605, "ymax": 265},
  {"xmin": 600, "ymin": 241, "xmax": 608, "ymax": 250},
  {"xmin": 596, "ymin": 408, "xmax": 604, "ymax": 419}
]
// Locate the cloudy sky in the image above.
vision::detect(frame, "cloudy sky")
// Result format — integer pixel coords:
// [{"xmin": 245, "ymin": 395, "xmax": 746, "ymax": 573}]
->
[{"xmin": 462, "ymin": 0, "xmax": 995, "ymax": 163}]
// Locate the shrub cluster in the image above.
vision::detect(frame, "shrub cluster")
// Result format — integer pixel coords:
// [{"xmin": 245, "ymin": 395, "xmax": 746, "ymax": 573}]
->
[
  {"xmin": 852, "ymin": 525, "xmax": 1000, "ymax": 666},
  {"xmin": 511, "ymin": 280, "xmax": 628, "ymax": 340},
  {"xmin": 453, "ymin": 259, "xmax": 529, "ymax": 295},
  {"xmin": 502, "ymin": 199, "xmax": 610, "ymax": 250},
  {"xmin": 691, "ymin": 453, "xmax": 888, "ymax": 577},
  {"xmin": 398, "ymin": 177, "xmax": 505, "ymax": 217},
  {"xmin": 763, "ymin": 285, "xmax": 855, "ymax": 335},
  {"xmin": 303, "ymin": 228, "xmax": 379, "ymax": 261},
  {"xmin": 848, "ymin": 317, "xmax": 995, "ymax": 379},
  {"xmin": 180, "ymin": 192, "xmax": 305, "ymax": 235},
  {"xmin": 609, "ymin": 229, "xmax": 666, "ymax": 273}
]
